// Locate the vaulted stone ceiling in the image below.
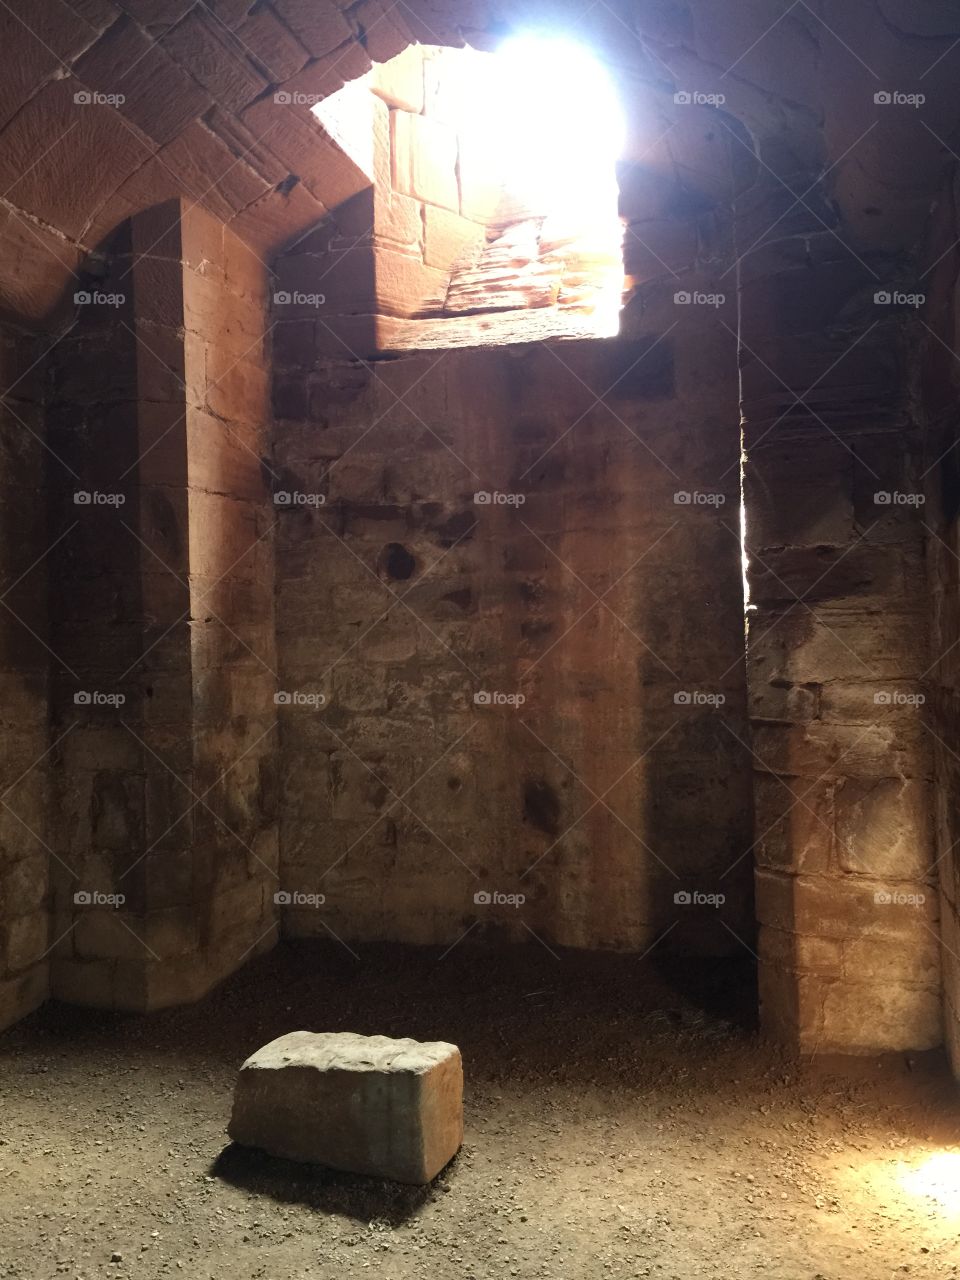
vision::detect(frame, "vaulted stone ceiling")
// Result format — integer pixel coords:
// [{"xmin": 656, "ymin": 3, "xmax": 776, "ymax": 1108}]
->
[{"xmin": 1, "ymin": 0, "xmax": 960, "ymax": 327}]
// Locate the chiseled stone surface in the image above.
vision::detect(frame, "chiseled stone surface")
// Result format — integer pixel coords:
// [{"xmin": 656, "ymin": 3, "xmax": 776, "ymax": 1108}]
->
[{"xmin": 229, "ymin": 1031, "xmax": 464, "ymax": 1184}]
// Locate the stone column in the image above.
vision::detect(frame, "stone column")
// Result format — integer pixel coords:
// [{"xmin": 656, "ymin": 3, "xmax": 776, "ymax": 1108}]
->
[
  {"xmin": 49, "ymin": 200, "xmax": 278, "ymax": 1010},
  {"xmin": 740, "ymin": 223, "xmax": 940, "ymax": 1052}
]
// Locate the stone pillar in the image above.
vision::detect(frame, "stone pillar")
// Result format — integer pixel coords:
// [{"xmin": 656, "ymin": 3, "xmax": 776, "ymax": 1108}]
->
[
  {"xmin": 0, "ymin": 321, "xmax": 52, "ymax": 1029},
  {"xmin": 49, "ymin": 200, "xmax": 278, "ymax": 1010},
  {"xmin": 740, "ymin": 226, "xmax": 940, "ymax": 1051}
]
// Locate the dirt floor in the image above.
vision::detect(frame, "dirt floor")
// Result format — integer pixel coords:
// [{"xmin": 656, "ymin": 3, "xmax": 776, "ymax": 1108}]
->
[{"xmin": 1, "ymin": 942, "xmax": 960, "ymax": 1280}]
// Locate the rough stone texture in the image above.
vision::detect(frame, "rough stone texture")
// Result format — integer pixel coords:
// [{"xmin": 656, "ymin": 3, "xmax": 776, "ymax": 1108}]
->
[
  {"xmin": 0, "ymin": 0, "xmax": 958, "ymax": 1061},
  {"xmin": 228, "ymin": 1030, "xmax": 463, "ymax": 1183},
  {"xmin": 0, "ymin": 0, "xmax": 955, "ymax": 320},
  {"xmin": 45, "ymin": 201, "xmax": 278, "ymax": 1014},
  {"xmin": 0, "ymin": 320, "xmax": 51, "ymax": 1029},
  {"xmin": 740, "ymin": 219, "xmax": 939, "ymax": 1052},
  {"xmin": 271, "ymin": 283, "xmax": 755, "ymax": 954}
]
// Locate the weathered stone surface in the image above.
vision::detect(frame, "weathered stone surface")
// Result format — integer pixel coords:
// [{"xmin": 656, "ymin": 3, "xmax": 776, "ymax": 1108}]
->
[
  {"xmin": 390, "ymin": 110, "xmax": 458, "ymax": 211},
  {"xmin": 371, "ymin": 44, "xmax": 424, "ymax": 112},
  {"xmin": 0, "ymin": 8, "xmax": 956, "ymax": 1072},
  {"xmin": 228, "ymin": 1031, "xmax": 463, "ymax": 1183}
]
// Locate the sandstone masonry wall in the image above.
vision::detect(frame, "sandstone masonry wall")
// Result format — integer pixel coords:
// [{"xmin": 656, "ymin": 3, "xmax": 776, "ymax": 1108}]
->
[
  {"xmin": 46, "ymin": 200, "xmax": 278, "ymax": 1012},
  {"xmin": 270, "ymin": 292, "xmax": 755, "ymax": 953},
  {"xmin": 740, "ymin": 186, "xmax": 940, "ymax": 1052},
  {"xmin": 0, "ymin": 320, "xmax": 51, "ymax": 1028}
]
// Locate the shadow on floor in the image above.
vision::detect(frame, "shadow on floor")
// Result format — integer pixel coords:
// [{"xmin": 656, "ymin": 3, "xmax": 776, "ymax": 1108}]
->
[
  {"xmin": 210, "ymin": 1140, "xmax": 447, "ymax": 1223},
  {"xmin": 3, "ymin": 940, "xmax": 759, "ymax": 1093}
]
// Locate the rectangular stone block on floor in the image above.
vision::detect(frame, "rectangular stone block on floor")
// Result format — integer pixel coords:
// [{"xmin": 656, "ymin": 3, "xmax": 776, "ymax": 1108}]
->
[{"xmin": 228, "ymin": 1030, "xmax": 463, "ymax": 1183}]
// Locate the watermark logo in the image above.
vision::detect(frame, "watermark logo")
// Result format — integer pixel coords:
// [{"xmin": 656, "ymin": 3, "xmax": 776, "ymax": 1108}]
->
[
  {"xmin": 674, "ymin": 290, "xmax": 725, "ymax": 308},
  {"xmin": 273, "ymin": 290, "xmax": 325, "ymax": 307},
  {"xmin": 73, "ymin": 490, "xmax": 126, "ymax": 507},
  {"xmin": 274, "ymin": 490, "xmax": 325, "ymax": 507},
  {"xmin": 73, "ymin": 890, "xmax": 125, "ymax": 906},
  {"xmin": 474, "ymin": 490, "xmax": 526, "ymax": 506},
  {"xmin": 274, "ymin": 90, "xmax": 324, "ymax": 106},
  {"xmin": 74, "ymin": 90, "xmax": 125, "ymax": 107},
  {"xmin": 274, "ymin": 890, "xmax": 326, "ymax": 907},
  {"xmin": 474, "ymin": 690, "xmax": 526, "ymax": 708},
  {"xmin": 674, "ymin": 90, "xmax": 726, "ymax": 106},
  {"xmin": 674, "ymin": 490, "xmax": 726, "ymax": 507},
  {"xmin": 474, "ymin": 889, "xmax": 525, "ymax": 908},
  {"xmin": 874, "ymin": 889, "xmax": 925, "ymax": 906},
  {"xmin": 874, "ymin": 690, "xmax": 926, "ymax": 707},
  {"xmin": 274, "ymin": 690, "xmax": 326, "ymax": 709},
  {"xmin": 674, "ymin": 690, "xmax": 726, "ymax": 707},
  {"xmin": 74, "ymin": 690, "xmax": 125, "ymax": 707},
  {"xmin": 874, "ymin": 289, "xmax": 925, "ymax": 308},
  {"xmin": 74, "ymin": 290, "xmax": 125, "ymax": 308},
  {"xmin": 674, "ymin": 889, "xmax": 726, "ymax": 907},
  {"xmin": 874, "ymin": 90, "xmax": 925, "ymax": 108},
  {"xmin": 873, "ymin": 490, "xmax": 925, "ymax": 506}
]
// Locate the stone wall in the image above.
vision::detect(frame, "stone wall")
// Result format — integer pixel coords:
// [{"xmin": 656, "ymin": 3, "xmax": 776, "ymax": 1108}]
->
[
  {"xmin": 741, "ymin": 180, "xmax": 940, "ymax": 1052},
  {"xmin": 270, "ymin": 283, "xmax": 755, "ymax": 953},
  {"xmin": 268, "ymin": 46, "xmax": 761, "ymax": 959},
  {"xmin": 921, "ymin": 169, "xmax": 960, "ymax": 1073},
  {"xmin": 282, "ymin": 46, "xmax": 475, "ymax": 352},
  {"xmin": 46, "ymin": 200, "xmax": 278, "ymax": 1012},
  {"xmin": 0, "ymin": 0, "xmax": 958, "ymax": 1050},
  {"xmin": 0, "ymin": 318, "xmax": 51, "ymax": 1028},
  {"xmin": 180, "ymin": 203, "xmax": 280, "ymax": 1001}
]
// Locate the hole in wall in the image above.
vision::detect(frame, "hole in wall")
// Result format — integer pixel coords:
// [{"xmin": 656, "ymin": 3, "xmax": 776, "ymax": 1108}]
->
[
  {"xmin": 523, "ymin": 778, "xmax": 561, "ymax": 835},
  {"xmin": 380, "ymin": 542, "xmax": 416, "ymax": 580}
]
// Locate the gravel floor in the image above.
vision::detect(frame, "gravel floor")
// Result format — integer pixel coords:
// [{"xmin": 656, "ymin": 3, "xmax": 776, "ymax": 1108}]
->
[{"xmin": 1, "ymin": 941, "xmax": 959, "ymax": 1279}]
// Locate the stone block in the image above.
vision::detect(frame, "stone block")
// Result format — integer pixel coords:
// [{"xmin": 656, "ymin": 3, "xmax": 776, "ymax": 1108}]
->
[
  {"xmin": 341, "ymin": 0, "xmax": 406, "ymax": 62},
  {"xmin": 160, "ymin": 10, "xmax": 267, "ymax": 112},
  {"xmin": 74, "ymin": 16, "xmax": 212, "ymax": 146},
  {"xmin": 117, "ymin": 0, "xmax": 192, "ymax": 26},
  {"xmin": 74, "ymin": 910, "xmax": 151, "ymax": 961},
  {"xmin": 0, "ymin": 4, "xmax": 90, "ymax": 133},
  {"xmin": 835, "ymin": 777, "xmax": 933, "ymax": 879},
  {"xmin": 228, "ymin": 1030, "xmax": 463, "ymax": 1183},
  {"xmin": 375, "ymin": 247, "xmax": 447, "ymax": 317},
  {"xmin": 4, "ymin": 912, "xmax": 49, "ymax": 974},
  {"xmin": 0, "ymin": 80, "xmax": 146, "ymax": 244},
  {"xmin": 268, "ymin": 0, "xmax": 353, "ymax": 57},
  {"xmin": 235, "ymin": 7, "xmax": 311, "ymax": 81},
  {"xmin": 622, "ymin": 219, "xmax": 699, "ymax": 281},
  {"xmin": 816, "ymin": 977, "xmax": 941, "ymax": 1052},
  {"xmin": 51, "ymin": 957, "xmax": 120, "ymax": 1008},
  {"xmin": 391, "ymin": 110, "xmax": 458, "ymax": 211},
  {"xmin": 752, "ymin": 775, "xmax": 833, "ymax": 874},
  {"xmin": 228, "ymin": 183, "xmax": 328, "ymax": 258},
  {"xmin": 423, "ymin": 205, "xmax": 483, "ymax": 271},
  {"xmin": 278, "ymin": 40, "xmax": 373, "ymax": 109},
  {"xmin": 744, "ymin": 436, "xmax": 854, "ymax": 550},
  {"xmin": 0, "ymin": 964, "xmax": 48, "ymax": 1032},
  {"xmin": 275, "ymin": 247, "xmax": 376, "ymax": 314},
  {"xmin": 371, "ymin": 44, "xmax": 424, "ymax": 112},
  {"xmin": 156, "ymin": 121, "xmax": 272, "ymax": 225},
  {"xmin": 242, "ymin": 100, "xmax": 368, "ymax": 213}
]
